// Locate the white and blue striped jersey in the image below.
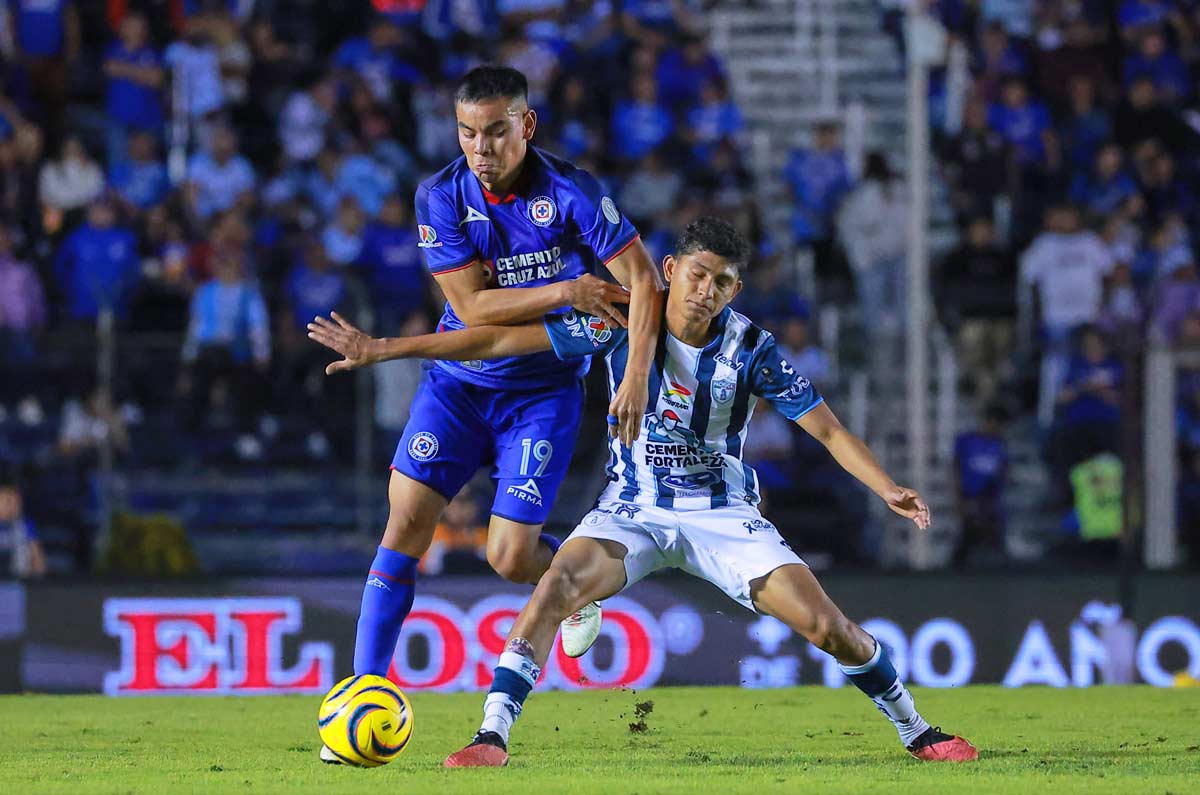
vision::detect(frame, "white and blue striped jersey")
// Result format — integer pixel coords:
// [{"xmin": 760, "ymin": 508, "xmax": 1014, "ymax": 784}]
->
[{"xmin": 543, "ymin": 306, "xmax": 824, "ymax": 510}]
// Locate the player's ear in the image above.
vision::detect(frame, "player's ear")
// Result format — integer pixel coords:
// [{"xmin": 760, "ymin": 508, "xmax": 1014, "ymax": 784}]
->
[
  {"xmin": 729, "ymin": 277, "xmax": 743, "ymax": 301},
  {"xmin": 662, "ymin": 255, "xmax": 676, "ymax": 283},
  {"xmin": 522, "ymin": 108, "xmax": 537, "ymax": 140}
]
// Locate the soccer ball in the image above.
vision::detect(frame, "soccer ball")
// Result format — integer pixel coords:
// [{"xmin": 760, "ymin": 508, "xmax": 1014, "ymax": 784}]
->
[{"xmin": 317, "ymin": 674, "xmax": 414, "ymax": 767}]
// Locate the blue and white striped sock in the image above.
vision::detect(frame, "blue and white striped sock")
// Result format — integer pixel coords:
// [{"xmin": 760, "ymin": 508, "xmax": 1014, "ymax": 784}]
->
[
  {"xmin": 479, "ymin": 649, "xmax": 541, "ymax": 744},
  {"xmin": 839, "ymin": 640, "xmax": 930, "ymax": 747}
]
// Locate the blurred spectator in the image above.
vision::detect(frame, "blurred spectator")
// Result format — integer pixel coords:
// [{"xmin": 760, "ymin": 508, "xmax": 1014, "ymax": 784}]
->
[
  {"xmin": 1099, "ymin": 263, "xmax": 1144, "ymax": 334},
  {"xmin": 38, "ymin": 136, "xmax": 104, "ymax": 220},
  {"xmin": 1122, "ymin": 29, "xmax": 1190, "ymax": 106},
  {"xmin": 973, "ymin": 20, "xmax": 1029, "ymax": 101},
  {"xmin": 8, "ymin": 0, "xmax": 80, "ymax": 147},
  {"xmin": 620, "ymin": 149, "xmax": 683, "ymax": 229},
  {"xmin": 939, "ymin": 215, "xmax": 1016, "ymax": 403},
  {"xmin": 1059, "ymin": 77, "xmax": 1112, "ymax": 176},
  {"xmin": 836, "ymin": 151, "xmax": 907, "ymax": 337},
  {"xmin": 735, "ymin": 256, "xmax": 808, "ymax": 331},
  {"xmin": 358, "ymin": 194, "xmax": 426, "ymax": 332},
  {"xmin": 1020, "ymin": 203, "xmax": 1114, "ymax": 426},
  {"xmin": 0, "ymin": 478, "xmax": 46, "ymax": 579},
  {"xmin": 0, "ymin": 226, "xmax": 47, "ymax": 401},
  {"xmin": 1069, "ymin": 143, "xmax": 1137, "ymax": 222},
  {"xmin": 776, "ymin": 313, "xmax": 830, "ymax": 384},
  {"xmin": 333, "ymin": 17, "xmax": 420, "ymax": 104},
  {"xmin": 685, "ymin": 78, "xmax": 743, "ymax": 165},
  {"xmin": 102, "ymin": 12, "xmax": 164, "ymax": 168},
  {"xmin": 164, "ymin": 16, "xmax": 225, "ymax": 119},
  {"xmin": 287, "ymin": 242, "xmax": 348, "ymax": 333},
  {"xmin": 333, "ymin": 148, "xmax": 398, "ymax": 218},
  {"xmin": 209, "ymin": 10, "xmax": 252, "ymax": 111},
  {"xmin": 0, "ymin": 120, "xmax": 43, "ymax": 240},
  {"xmin": 1114, "ymin": 76, "xmax": 1200, "ymax": 155},
  {"xmin": 54, "ymin": 199, "xmax": 140, "ymax": 322},
  {"xmin": 279, "ymin": 75, "xmax": 338, "ymax": 166},
  {"xmin": 784, "ymin": 120, "xmax": 852, "ymax": 289},
  {"xmin": 611, "ymin": 74, "xmax": 674, "ymax": 163},
  {"xmin": 1032, "ymin": 19, "xmax": 1112, "ymax": 111},
  {"xmin": 58, "ymin": 388, "xmax": 131, "ymax": 461},
  {"xmin": 1135, "ymin": 149, "xmax": 1195, "ymax": 226},
  {"xmin": 419, "ymin": 486, "xmax": 487, "ymax": 576},
  {"xmin": 179, "ymin": 251, "xmax": 270, "ymax": 436},
  {"xmin": 1052, "ymin": 326, "xmax": 1123, "ymax": 472},
  {"xmin": 952, "ymin": 404, "xmax": 1009, "ymax": 568},
  {"xmin": 938, "ymin": 95, "xmax": 1013, "ymax": 221},
  {"xmin": 1134, "ymin": 215, "xmax": 1191, "ymax": 292},
  {"xmin": 987, "ymin": 77, "xmax": 1059, "ymax": 177},
  {"xmin": 1150, "ymin": 245, "xmax": 1200, "ymax": 343},
  {"xmin": 184, "ymin": 125, "xmax": 257, "ymax": 222},
  {"xmin": 690, "ymin": 139, "xmax": 753, "ymax": 212},
  {"xmin": 545, "ymin": 75, "xmax": 599, "ymax": 160},
  {"xmin": 655, "ymin": 33, "xmax": 725, "ymax": 112},
  {"xmin": 980, "ymin": 0, "xmax": 1033, "ymax": 38},
  {"xmin": 109, "ymin": 132, "xmax": 169, "ymax": 213},
  {"xmin": 323, "ymin": 196, "xmax": 368, "ymax": 266}
]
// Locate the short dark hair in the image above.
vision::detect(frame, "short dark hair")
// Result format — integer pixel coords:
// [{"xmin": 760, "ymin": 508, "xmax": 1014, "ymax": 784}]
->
[
  {"xmin": 455, "ymin": 66, "xmax": 528, "ymax": 105},
  {"xmin": 674, "ymin": 217, "xmax": 751, "ymax": 270}
]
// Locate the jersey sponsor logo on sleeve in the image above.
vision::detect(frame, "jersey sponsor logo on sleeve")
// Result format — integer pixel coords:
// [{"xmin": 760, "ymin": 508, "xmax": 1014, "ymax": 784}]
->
[
  {"xmin": 601, "ymin": 196, "xmax": 621, "ymax": 225},
  {"xmin": 417, "ymin": 225, "xmax": 442, "ymax": 248},
  {"xmin": 711, "ymin": 377, "xmax": 737, "ymax": 404},
  {"xmin": 408, "ymin": 431, "xmax": 440, "ymax": 461},
  {"xmin": 528, "ymin": 196, "xmax": 557, "ymax": 227},
  {"xmin": 775, "ymin": 376, "xmax": 812, "ymax": 400},
  {"xmin": 562, "ymin": 311, "xmax": 611, "ymax": 347},
  {"xmin": 460, "ymin": 206, "xmax": 489, "ymax": 225},
  {"xmin": 742, "ymin": 518, "xmax": 777, "ymax": 534}
]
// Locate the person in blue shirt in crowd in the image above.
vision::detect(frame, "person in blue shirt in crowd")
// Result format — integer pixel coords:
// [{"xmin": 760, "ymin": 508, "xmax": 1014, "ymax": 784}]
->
[
  {"xmin": 109, "ymin": 131, "xmax": 169, "ymax": 213},
  {"xmin": 179, "ymin": 249, "xmax": 270, "ymax": 437},
  {"xmin": 783, "ymin": 119, "xmax": 852, "ymax": 291},
  {"xmin": 987, "ymin": 77, "xmax": 1058, "ymax": 173},
  {"xmin": 184, "ymin": 124, "xmax": 257, "ymax": 221},
  {"xmin": 333, "ymin": 16, "xmax": 421, "ymax": 104},
  {"xmin": 0, "ymin": 476, "xmax": 45, "ymax": 579},
  {"xmin": 686, "ymin": 78, "xmax": 743, "ymax": 166},
  {"xmin": 1123, "ymin": 29, "xmax": 1191, "ymax": 107},
  {"xmin": 358, "ymin": 193, "xmax": 427, "ymax": 332},
  {"xmin": 54, "ymin": 198, "xmax": 140, "ymax": 323},
  {"xmin": 305, "ymin": 69, "xmax": 662, "ymax": 757},
  {"xmin": 1049, "ymin": 326, "xmax": 1123, "ymax": 488},
  {"xmin": 953, "ymin": 404, "xmax": 1009, "ymax": 568},
  {"xmin": 1069, "ymin": 143, "xmax": 1137, "ymax": 221},
  {"xmin": 655, "ymin": 33, "xmax": 725, "ymax": 112},
  {"xmin": 8, "ymin": 0, "xmax": 80, "ymax": 146},
  {"xmin": 611, "ymin": 74, "xmax": 674, "ymax": 163},
  {"xmin": 102, "ymin": 12, "xmax": 164, "ymax": 168}
]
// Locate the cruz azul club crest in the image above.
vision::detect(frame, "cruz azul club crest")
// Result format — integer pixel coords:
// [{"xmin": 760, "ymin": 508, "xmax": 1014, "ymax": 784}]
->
[{"xmin": 527, "ymin": 196, "xmax": 556, "ymax": 227}]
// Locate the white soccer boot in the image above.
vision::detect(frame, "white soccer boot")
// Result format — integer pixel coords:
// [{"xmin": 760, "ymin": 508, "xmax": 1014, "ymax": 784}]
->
[{"xmin": 560, "ymin": 601, "xmax": 602, "ymax": 658}]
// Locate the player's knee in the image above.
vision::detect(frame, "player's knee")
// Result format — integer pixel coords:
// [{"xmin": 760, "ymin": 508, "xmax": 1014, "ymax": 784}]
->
[{"xmin": 487, "ymin": 542, "xmax": 543, "ymax": 584}]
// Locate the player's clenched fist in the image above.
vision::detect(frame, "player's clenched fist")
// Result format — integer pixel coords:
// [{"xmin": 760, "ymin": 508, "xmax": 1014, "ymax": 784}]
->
[{"xmin": 564, "ymin": 274, "xmax": 630, "ymax": 329}]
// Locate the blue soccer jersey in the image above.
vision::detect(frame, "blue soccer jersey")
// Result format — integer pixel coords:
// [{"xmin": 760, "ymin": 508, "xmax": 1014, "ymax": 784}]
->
[
  {"xmin": 543, "ymin": 306, "xmax": 824, "ymax": 510},
  {"xmin": 415, "ymin": 147, "xmax": 640, "ymax": 389}
]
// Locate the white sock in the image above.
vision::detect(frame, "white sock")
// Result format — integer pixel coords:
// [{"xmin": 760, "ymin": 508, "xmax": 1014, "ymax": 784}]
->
[
  {"xmin": 480, "ymin": 692, "xmax": 521, "ymax": 744},
  {"xmin": 839, "ymin": 641, "xmax": 930, "ymax": 747}
]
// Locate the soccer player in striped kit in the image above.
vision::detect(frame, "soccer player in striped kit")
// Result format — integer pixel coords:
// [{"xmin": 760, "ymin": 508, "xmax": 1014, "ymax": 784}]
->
[{"xmin": 309, "ymin": 216, "xmax": 978, "ymax": 767}]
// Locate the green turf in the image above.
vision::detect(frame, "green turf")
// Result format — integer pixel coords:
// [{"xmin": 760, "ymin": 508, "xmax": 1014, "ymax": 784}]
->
[{"xmin": 2, "ymin": 686, "xmax": 1197, "ymax": 794}]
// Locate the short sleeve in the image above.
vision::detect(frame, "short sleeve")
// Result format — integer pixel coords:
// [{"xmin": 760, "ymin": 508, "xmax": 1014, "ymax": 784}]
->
[
  {"xmin": 543, "ymin": 310, "xmax": 627, "ymax": 361},
  {"xmin": 414, "ymin": 183, "xmax": 478, "ymax": 275},
  {"xmin": 749, "ymin": 334, "xmax": 824, "ymax": 421},
  {"xmin": 566, "ymin": 168, "xmax": 639, "ymax": 265}
]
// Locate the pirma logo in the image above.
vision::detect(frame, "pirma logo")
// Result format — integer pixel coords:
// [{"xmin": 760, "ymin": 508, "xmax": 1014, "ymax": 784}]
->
[
  {"xmin": 366, "ymin": 576, "xmax": 391, "ymax": 591},
  {"xmin": 528, "ymin": 196, "xmax": 557, "ymax": 227},
  {"xmin": 506, "ymin": 478, "xmax": 543, "ymax": 506},
  {"xmin": 408, "ymin": 432, "xmax": 439, "ymax": 461}
]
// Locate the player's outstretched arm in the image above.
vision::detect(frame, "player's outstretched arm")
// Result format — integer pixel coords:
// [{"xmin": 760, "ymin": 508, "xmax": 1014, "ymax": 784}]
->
[
  {"xmin": 308, "ymin": 312, "xmax": 552, "ymax": 375},
  {"xmin": 797, "ymin": 402, "xmax": 932, "ymax": 530},
  {"xmin": 436, "ymin": 264, "xmax": 630, "ymax": 329},
  {"xmin": 602, "ymin": 238, "xmax": 665, "ymax": 445}
]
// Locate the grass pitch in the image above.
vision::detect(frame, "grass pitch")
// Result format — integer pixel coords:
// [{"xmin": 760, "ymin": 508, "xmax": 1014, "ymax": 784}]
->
[{"xmin": 2, "ymin": 686, "xmax": 1197, "ymax": 795}]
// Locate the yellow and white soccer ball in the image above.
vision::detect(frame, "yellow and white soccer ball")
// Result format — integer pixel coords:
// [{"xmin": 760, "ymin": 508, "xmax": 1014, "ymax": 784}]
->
[{"xmin": 317, "ymin": 674, "xmax": 414, "ymax": 767}]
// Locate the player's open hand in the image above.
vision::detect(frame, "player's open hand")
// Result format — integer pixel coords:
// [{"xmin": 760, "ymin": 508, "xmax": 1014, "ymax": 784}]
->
[
  {"xmin": 566, "ymin": 274, "xmax": 630, "ymax": 329},
  {"xmin": 883, "ymin": 486, "xmax": 931, "ymax": 530},
  {"xmin": 307, "ymin": 312, "xmax": 379, "ymax": 375},
  {"xmin": 607, "ymin": 371, "xmax": 647, "ymax": 446}
]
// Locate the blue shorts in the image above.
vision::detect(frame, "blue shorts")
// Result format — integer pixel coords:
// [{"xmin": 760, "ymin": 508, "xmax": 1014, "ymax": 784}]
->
[{"xmin": 392, "ymin": 366, "xmax": 584, "ymax": 525}]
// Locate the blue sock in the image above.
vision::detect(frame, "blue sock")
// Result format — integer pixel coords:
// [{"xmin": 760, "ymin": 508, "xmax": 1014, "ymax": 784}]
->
[
  {"xmin": 352, "ymin": 546, "xmax": 418, "ymax": 676},
  {"xmin": 539, "ymin": 532, "xmax": 561, "ymax": 555},
  {"xmin": 839, "ymin": 639, "xmax": 930, "ymax": 746},
  {"xmin": 479, "ymin": 649, "xmax": 541, "ymax": 744}
]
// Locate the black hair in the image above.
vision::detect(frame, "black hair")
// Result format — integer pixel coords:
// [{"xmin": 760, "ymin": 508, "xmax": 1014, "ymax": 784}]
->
[
  {"xmin": 674, "ymin": 216, "xmax": 751, "ymax": 270},
  {"xmin": 455, "ymin": 65, "xmax": 528, "ymax": 105}
]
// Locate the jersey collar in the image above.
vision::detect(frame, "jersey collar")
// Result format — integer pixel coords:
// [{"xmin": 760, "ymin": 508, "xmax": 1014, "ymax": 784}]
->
[{"xmin": 479, "ymin": 153, "xmax": 537, "ymax": 205}]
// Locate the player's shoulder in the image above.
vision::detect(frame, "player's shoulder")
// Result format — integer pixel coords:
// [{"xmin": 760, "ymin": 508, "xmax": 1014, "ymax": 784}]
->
[{"xmin": 723, "ymin": 308, "xmax": 771, "ymax": 352}]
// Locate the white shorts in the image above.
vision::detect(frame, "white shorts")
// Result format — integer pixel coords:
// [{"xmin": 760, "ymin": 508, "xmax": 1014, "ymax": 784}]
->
[{"xmin": 566, "ymin": 501, "xmax": 806, "ymax": 612}]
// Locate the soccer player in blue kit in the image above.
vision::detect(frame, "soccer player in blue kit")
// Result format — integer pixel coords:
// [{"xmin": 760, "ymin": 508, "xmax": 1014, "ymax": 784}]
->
[
  {"xmin": 310, "ymin": 217, "xmax": 979, "ymax": 767},
  {"xmin": 326, "ymin": 64, "xmax": 663, "ymax": 762}
]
